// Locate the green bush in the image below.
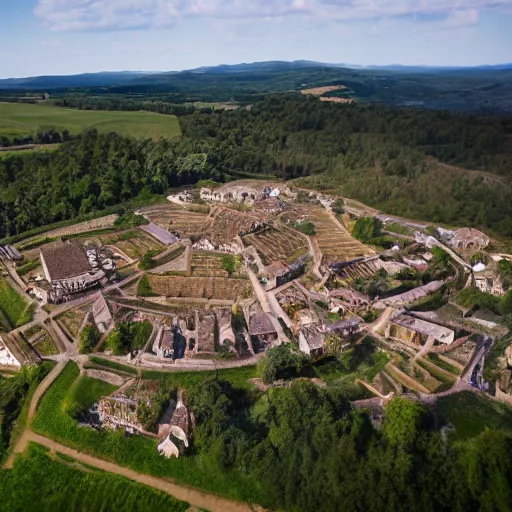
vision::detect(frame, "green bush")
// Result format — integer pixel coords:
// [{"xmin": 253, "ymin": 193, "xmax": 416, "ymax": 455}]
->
[
  {"xmin": 294, "ymin": 221, "xmax": 316, "ymax": 235},
  {"xmin": 139, "ymin": 250, "xmax": 159, "ymax": 270},
  {"xmin": 137, "ymin": 275, "xmax": 158, "ymax": 297},
  {"xmin": 257, "ymin": 343, "xmax": 310, "ymax": 384},
  {"xmin": 105, "ymin": 321, "xmax": 153, "ymax": 355},
  {"xmin": 351, "ymin": 217, "xmax": 383, "ymax": 243},
  {"xmin": 79, "ymin": 325, "xmax": 100, "ymax": 354}
]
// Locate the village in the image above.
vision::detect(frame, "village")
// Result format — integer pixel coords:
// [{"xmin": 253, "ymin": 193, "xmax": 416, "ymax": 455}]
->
[{"xmin": 1, "ymin": 179, "xmax": 512, "ymax": 458}]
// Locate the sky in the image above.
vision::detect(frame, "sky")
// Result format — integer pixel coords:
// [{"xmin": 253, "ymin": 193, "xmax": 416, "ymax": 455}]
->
[{"xmin": 1, "ymin": 0, "xmax": 511, "ymax": 78}]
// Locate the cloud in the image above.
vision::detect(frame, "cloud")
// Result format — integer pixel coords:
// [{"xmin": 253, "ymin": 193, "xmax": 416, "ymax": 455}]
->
[{"xmin": 34, "ymin": 0, "xmax": 512, "ymax": 31}]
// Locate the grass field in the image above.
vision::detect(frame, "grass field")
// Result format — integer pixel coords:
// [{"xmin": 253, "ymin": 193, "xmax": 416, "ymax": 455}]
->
[
  {"xmin": 1, "ymin": 444, "xmax": 189, "ymax": 512},
  {"xmin": 437, "ymin": 391, "xmax": 512, "ymax": 440},
  {"xmin": 0, "ymin": 102, "xmax": 181, "ymax": 140},
  {"xmin": 32, "ymin": 362, "xmax": 265, "ymax": 504},
  {"xmin": 0, "ymin": 278, "xmax": 34, "ymax": 329}
]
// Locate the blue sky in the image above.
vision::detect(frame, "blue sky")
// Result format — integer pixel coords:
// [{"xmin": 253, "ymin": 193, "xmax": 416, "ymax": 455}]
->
[{"xmin": 1, "ymin": 0, "xmax": 511, "ymax": 78}]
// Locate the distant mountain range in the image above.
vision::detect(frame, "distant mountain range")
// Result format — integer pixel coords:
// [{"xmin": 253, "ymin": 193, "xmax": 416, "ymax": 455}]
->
[{"xmin": 1, "ymin": 60, "xmax": 511, "ymax": 90}]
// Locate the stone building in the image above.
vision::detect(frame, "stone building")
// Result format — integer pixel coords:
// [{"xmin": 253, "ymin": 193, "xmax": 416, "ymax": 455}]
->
[
  {"xmin": 450, "ymin": 228, "xmax": 490, "ymax": 250},
  {"xmin": 386, "ymin": 314, "xmax": 454, "ymax": 346},
  {"xmin": 248, "ymin": 312, "xmax": 278, "ymax": 353},
  {"xmin": 298, "ymin": 325, "xmax": 325, "ymax": 358},
  {"xmin": 40, "ymin": 240, "xmax": 106, "ymax": 302}
]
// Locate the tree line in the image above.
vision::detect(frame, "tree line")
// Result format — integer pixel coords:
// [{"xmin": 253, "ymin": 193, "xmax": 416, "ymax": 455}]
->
[{"xmin": 1, "ymin": 95, "xmax": 512, "ymax": 239}]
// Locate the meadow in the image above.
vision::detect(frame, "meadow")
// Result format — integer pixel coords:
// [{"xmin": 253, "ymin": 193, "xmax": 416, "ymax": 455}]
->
[
  {"xmin": 0, "ymin": 102, "xmax": 181, "ymax": 140},
  {"xmin": 0, "ymin": 278, "xmax": 34, "ymax": 329},
  {"xmin": 31, "ymin": 362, "xmax": 265, "ymax": 504},
  {"xmin": 437, "ymin": 391, "xmax": 512, "ymax": 440},
  {"xmin": 0, "ymin": 443, "xmax": 189, "ymax": 512}
]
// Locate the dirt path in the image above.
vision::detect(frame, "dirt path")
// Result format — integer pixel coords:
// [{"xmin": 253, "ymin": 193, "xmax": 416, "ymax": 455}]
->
[
  {"xmin": 4, "ymin": 360, "xmax": 66, "ymax": 469},
  {"xmin": 12, "ymin": 432, "xmax": 253, "ymax": 512}
]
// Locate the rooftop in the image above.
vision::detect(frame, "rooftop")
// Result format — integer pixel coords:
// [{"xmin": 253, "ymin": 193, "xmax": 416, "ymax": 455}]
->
[
  {"xmin": 391, "ymin": 314, "xmax": 454, "ymax": 341},
  {"xmin": 249, "ymin": 312, "xmax": 277, "ymax": 336},
  {"xmin": 300, "ymin": 325, "xmax": 325, "ymax": 350},
  {"xmin": 40, "ymin": 240, "xmax": 92, "ymax": 282}
]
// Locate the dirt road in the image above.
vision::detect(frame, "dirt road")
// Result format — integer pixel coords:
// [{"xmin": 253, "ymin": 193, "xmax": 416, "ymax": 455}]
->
[{"xmin": 13, "ymin": 432, "xmax": 253, "ymax": 512}]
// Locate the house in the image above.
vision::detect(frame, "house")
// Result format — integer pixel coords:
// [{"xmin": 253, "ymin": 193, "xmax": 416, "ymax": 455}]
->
[
  {"xmin": 376, "ymin": 280, "xmax": 444, "ymax": 307},
  {"xmin": 386, "ymin": 314, "xmax": 455, "ymax": 346},
  {"xmin": 450, "ymin": 228, "xmax": 490, "ymax": 250},
  {"xmin": 474, "ymin": 269, "xmax": 505, "ymax": 296},
  {"xmin": 263, "ymin": 257, "xmax": 306, "ymax": 290},
  {"xmin": 249, "ymin": 313, "xmax": 278, "ymax": 353},
  {"xmin": 299, "ymin": 324, "xmax": 325, "ymax": 358},
  {"xmin": 328, "ymin": 288, "xmax": 370, "ymax": 311},
  {"xmin": 325, "ymin": 318, "xmax": 361, "ymax": 337},
  {"xmin": 92, "ymin": 294, "xmax": 112, "ymax": 333},
  {"xmin": 40, "ymin": 240, "xmax": 105, "ymax": 302}
]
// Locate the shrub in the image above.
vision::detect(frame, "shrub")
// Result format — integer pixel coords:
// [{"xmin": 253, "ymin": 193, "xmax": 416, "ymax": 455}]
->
[
  {"xmin": 257, "ymin": 344, "xmax": 310, "ymax": 384},
  {"xmin": 294, "ymin": 221, "xmax": 316, "ymax": 235},
  {"xmin": 139, "ymin": 250, "xmax": 159, "ymax": 270},
  {"xmin": 106, "ymin": 321, "xmax": 153, "ymax": 355},
  {"xmin": 79, "ymin": 325, "xmax": 100, "ymax": 354},
  {"xmin": 137, "ymin": 275, "xmax": 158, "ymax": 297},
  {"xmin": 351, "ymin": 217, "xmax": 383, "ymax": 243}
]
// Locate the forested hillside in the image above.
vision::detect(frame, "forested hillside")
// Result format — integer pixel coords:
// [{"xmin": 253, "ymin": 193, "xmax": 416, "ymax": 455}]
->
[
  {"xmin": 181, "ymin": 96, "xmax": 512, "ymax": 235},
  {"xmin": 1, "ymin": 95, "xmax": 511, "ymax": 239}
]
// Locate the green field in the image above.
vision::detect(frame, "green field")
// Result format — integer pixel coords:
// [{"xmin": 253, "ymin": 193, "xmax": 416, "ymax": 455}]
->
[
  {"xmin": 0, "ymin": 102, "xmax": 181, "ymax": 140},
  {"xmin": 0, "ymin": 278, "xmax": 34, "ymax": 329},
  {"xmin": 437, "ymin": 391, "xmax": 512, "ymax": 440},
  {"xmin": 0, "ymin": 443, "xmax": 189, "ymax": 512}
]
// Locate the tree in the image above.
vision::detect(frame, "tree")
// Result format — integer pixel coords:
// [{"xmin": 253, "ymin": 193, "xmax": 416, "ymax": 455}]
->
[
  {"xmin": 78, "ymin": 325, "xmax": 100, "ymax": 354},
  {"xmin": 257, "ymin": 344, "xmax": 309, "ymax": 384}
]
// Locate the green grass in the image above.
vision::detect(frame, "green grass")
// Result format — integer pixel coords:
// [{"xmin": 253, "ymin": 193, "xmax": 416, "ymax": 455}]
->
[
  {"xmin": 0, "ymin": 362, "xmax": 54, "ymax": 464},
  {"xmin": 0, "ymin": 102, "xmax": 181, "ymax": 140},
  {"xmin": 141, "ymin": 365, "xmax": 258, "ymax": 391},
  {"xmin": 0, "ymin": 144, "xmax": 60, "ymax": 159},
  {"xmin": 32, "ymin": 362, "xmax": 264, "ymax": 504},
  {"xmin": 15, "ymin": 259, "xmax": 40, "ymax": 276},
  {"xmin": 67, "ymin": 374, "xmax": 118, "ymax": 411},
  {"xmin": 437, "ymin": 391, "xmax": 512, "ymax": 441},
  {"xmin": 0, "ymin": 278, "xmax": 34, "ymax": 328},
  {"xmin": 0, "ymin": 443, "xmax": 189, "ymax": 512},
  {"xmin": 34, "ymin": 334, "xmax": 60, "ymax": 356},
  {"xmin": 87, "ymin": 356, "xmax": 139, "ymax": 376}
]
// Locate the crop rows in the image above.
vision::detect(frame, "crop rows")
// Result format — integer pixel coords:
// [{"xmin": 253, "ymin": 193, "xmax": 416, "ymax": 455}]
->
[
  {"xmin": 243, "ymin": 227, "xmax": 308, "ymax": 265},
  {"xmin": 148, "ymin": 275, "xmax": 252, "ymax": 300},
  {"xmin": 149, "ymin": 209, "xmax": 211, "ymax": 238},
  {"xmin": 191, "ymin": 251, "xmax": 229, "ymax": 277}
]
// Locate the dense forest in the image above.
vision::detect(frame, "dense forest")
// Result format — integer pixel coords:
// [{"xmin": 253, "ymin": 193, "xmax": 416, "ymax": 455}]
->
[
  {"xmin": 1, "ymin": 95, "xmax": 511, "ymax": 240},
  {"xmin": 188, "ymin": 374, "xmax": 512, "ymax": 512}
]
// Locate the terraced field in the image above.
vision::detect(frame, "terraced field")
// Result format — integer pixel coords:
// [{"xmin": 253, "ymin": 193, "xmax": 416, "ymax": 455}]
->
[
  {"xmin": 209, "ymin": 208, "xmax": 260, "ymax": 246},
  {"xmin": 243, "ymin": 226, "xmax": 308, "ymax": 265},
  {"xmin": 147, "ymin": 207, "xmax": 211, "ymax": 238},
  {"xmin": 147, "ymin": 275, "xmax": 252, "ymax": 301},
  {"xmin": 191, "ymin": 251, "xmax": 230, "ymax": 277},
  {"xmin": 102, "ymin": 230, "xmax": 164, "ymax": 260}
]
